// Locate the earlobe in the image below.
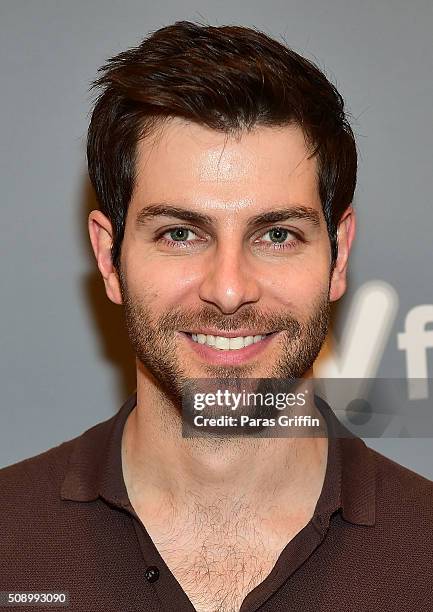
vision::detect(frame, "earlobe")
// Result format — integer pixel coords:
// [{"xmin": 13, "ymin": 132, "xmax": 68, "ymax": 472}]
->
[
  {"xmin": 88, "ymin": 210, "xmax": 123, "ymax": 305},
  {"xmin": 329, "ymin": 207, "xmax": 356, "ymax": 302}
]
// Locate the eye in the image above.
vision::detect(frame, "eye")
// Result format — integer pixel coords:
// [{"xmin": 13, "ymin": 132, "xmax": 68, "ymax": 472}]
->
[
  {"xmin": 166, "ymin": 227, "xmax": 195, "ymax": 241},
  {"xmin": 155, "ymin": 226, "xmax": 205, "ymax": 249},
  {"xmin": 262, "ymin": 228, "xmax": 290, "ymax": 243},
  {"xmin": 256, "ymin": 227, "xmax": 301, "ymax": 250}
]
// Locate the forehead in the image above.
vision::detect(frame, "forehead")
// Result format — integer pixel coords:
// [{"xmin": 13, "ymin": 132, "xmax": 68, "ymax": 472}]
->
[{"xmin": 130, "ymin": 117, "xmax": 320, "ymax": 216}]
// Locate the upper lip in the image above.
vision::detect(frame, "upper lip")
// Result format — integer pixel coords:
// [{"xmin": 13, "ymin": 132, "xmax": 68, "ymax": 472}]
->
[{"xmin": 181, "ymin": 329, "xmax": 275, "ymax": 338}]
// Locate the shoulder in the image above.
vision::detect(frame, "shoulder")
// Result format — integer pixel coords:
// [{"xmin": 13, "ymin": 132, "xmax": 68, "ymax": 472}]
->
[
  {"xmin": 370, "ymin": 444, "xmax": 433, "ymax": 495},
  {"xmin": 0, "ymin": 414, "xmax": 122, "ymax": 590},
  {"xmin": 0, "ymin": 413, "xmax": 112, "ymax": 513},
  {"xmin": 0, "ymin": 437, "xmax": 81, "ymax": 576},
  {"xmin": 368, "ymin": 445, "xmax": 433, "ymax": 527},
  {"xmin": 0, "ymin": 438, "xmax": 76, "ymax": 508}
]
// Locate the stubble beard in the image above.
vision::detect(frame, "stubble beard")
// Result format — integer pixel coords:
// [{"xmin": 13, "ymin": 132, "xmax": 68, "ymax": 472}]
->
[{"xmin": 118, "ymin": 269, "xmax": 331, "ymax": 412}]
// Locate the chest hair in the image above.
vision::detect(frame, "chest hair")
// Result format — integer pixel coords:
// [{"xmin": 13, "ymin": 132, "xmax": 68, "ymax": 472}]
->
[{"xmin": 145, "ymin": 496, "xmax": 300, "ymax": 612}]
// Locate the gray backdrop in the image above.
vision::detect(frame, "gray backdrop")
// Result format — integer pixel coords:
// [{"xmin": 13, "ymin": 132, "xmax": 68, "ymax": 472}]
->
[{"xmin": 1, "ymin": 0, "xmax": 432, "ymax": 477}]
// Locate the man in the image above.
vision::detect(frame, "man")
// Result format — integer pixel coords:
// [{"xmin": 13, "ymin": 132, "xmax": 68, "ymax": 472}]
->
[{"xmin": 0, "ymin": 20, "xmax": 432, "ymax": 612}]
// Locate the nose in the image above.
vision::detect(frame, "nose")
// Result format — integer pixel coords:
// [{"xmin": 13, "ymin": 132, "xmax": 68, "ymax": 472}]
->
[{"xmin": 198, "ymin": 243, "xmax": 261, "ymax": 314}]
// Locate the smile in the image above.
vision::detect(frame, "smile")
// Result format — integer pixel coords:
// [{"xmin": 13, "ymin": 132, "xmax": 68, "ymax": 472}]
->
[
  {"xmin": 180, "ymin": 330, "xmax": 278, "ymax": 365},
  {"xmin": 188, "ymin": 333, "xmax": 270, "ymax": 351}
]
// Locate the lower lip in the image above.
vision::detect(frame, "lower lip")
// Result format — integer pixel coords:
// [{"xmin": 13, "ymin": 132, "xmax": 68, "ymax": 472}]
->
[{"xmin": 179, "ymin": 332, "xmax": 278, "ymax": 365}]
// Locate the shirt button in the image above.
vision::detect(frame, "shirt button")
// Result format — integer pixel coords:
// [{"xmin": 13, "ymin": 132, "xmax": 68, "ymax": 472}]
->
[{"xmin": 145, "ymin": 566, "xmax": 160, "ymax": 583}]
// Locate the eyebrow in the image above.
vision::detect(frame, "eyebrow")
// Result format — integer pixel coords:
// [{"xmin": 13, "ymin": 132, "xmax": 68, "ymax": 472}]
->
[{"xmin": 135, "ymin": 203, "xmax": 321, "ymax": 230}]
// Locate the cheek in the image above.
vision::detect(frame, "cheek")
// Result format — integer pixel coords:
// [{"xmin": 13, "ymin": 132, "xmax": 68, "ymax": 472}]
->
[
  {"xmin": 261, "ymin": 257, "xmax": 330, "ymax": 309},
  {"xmin": 125, "ymin": 255, "xmax": 199, "ymax": 306}
]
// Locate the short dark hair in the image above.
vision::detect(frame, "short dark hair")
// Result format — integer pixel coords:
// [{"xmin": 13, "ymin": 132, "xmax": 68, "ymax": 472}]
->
[{"xmin": 87, "ymin": 20, "xmax": 357, "ymax": 272}]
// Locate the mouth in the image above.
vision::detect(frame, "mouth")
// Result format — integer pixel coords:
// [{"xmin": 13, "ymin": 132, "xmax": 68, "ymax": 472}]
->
[
  {"xmin": 179, "ymin": 330, "xmax": 279, "ymax": 365},
  {"xmin": 186, "ymin": 331, "xmax": 273, "ymax": 350}
]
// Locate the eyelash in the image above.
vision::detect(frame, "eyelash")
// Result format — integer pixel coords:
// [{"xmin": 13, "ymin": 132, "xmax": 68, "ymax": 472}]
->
[{"xmin": 155, "ymin": 226, "xmax": 303, "ymax": 251}]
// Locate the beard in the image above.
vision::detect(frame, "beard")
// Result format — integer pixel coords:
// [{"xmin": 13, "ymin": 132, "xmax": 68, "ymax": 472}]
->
[{"xmin": 118, "ymin": 268, "xmax": 330, "ymax": 412}]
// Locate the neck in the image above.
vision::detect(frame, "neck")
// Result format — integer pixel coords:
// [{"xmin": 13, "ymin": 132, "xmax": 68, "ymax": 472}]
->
[{"xmin": 121, "ymin": 365, "xmax": 329, "ymax": 525}]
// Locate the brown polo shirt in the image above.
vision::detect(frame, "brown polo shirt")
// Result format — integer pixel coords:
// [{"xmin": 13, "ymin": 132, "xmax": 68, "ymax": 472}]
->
[{"xmin": 1, "ymin": 391, "xmax": 432, "ymax": 611}]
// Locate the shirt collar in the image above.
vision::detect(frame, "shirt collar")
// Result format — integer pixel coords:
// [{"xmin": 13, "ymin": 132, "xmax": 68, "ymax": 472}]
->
[
  {"xmin": 60, "ymin": 391, "xmax": 376, "ymax": 527},
  {"xmin": 60, "ymin": 392, "xmax": 135, "ymax": 508},
  {"xmin": 316, "ymin": 395, "xmax": 376, "ymax": 527}
]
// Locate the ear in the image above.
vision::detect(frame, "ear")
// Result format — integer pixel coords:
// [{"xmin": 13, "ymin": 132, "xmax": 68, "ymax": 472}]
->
[
  {"xmin": 88, "ymin": 210, "xmax": 123, "ymax": 305},
  {"xmin": 329, "ymin": 206, "xmax": 356, "ymax": 302}
]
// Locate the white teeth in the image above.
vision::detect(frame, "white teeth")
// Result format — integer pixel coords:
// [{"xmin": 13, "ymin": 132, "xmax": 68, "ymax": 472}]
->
[
  {"xmin": 229, "ymin": 337, "xmax": 244, "ymax": 350},
  {"xmin": 215, "ymin": 336, "xmax": 230, "ymax": 350},
  {"xmin": 189, "ymin": 333, "xmax": 269, "ymax": 350}
]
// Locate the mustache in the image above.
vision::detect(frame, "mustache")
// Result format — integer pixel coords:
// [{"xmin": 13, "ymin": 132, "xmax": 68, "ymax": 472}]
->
[{"xmin": 157, "ymin": 305, "xmax": 303, "ymax": 335}]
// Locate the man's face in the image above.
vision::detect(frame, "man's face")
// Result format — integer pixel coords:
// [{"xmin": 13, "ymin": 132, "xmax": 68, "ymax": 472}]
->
[{"xmin": 94, "ymin": 118, "xmax": 351, "ymax": 404}]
